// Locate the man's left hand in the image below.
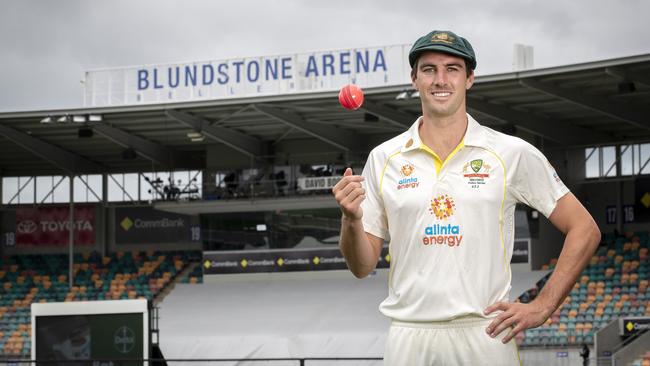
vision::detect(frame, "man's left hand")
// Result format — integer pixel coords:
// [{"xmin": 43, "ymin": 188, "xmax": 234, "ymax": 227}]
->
[{"xmin": 483, "ymin": 301, "xmax": 551, "ymax": 343}]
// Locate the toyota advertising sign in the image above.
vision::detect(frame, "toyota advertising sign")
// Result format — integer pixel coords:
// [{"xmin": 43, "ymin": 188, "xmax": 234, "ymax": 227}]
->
[{"xmin": 15, "ymin": 205, "xmax": 95, "ymax": 246}]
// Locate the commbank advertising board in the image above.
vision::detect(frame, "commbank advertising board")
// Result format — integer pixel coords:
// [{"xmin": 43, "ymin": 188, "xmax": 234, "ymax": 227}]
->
[{"xmin": 115, "ymin": 207, "xmax": 200, "ymax": 245}]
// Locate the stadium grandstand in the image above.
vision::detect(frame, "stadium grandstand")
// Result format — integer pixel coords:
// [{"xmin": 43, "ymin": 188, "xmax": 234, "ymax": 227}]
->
[{"xmin": 0, "ymin": 43, "xmax": 649, "ymax": 365}]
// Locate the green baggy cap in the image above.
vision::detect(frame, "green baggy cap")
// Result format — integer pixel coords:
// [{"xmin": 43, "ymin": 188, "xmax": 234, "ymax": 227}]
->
[{"xmin": 409, "ymin": 30, "xmax": 477, "ymax": 70}]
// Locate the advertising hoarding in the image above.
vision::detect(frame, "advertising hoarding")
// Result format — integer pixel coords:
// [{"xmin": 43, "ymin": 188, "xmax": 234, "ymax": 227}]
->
[{"xmin": 15, "ymin": 205, "xmax": 95, "ymax": 246}]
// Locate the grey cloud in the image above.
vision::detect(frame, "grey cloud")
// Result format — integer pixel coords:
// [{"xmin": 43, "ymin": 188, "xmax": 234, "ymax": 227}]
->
[{"xmin": 0, "ymin": 0, "xmax": 649, "ymax": 111}]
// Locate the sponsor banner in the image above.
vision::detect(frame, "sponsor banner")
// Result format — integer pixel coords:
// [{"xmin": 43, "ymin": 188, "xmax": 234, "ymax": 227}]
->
[
  {"xmin": 634, "ymin": 177, "xmax": 650, "ymax": 222},
  {"xmin": 36, "ymin": 313, "xmax": 143, "ymax": 361},
  {"xmin": 619, "ymin": 316, "xmax": 650, "ymax": 336},
  {"xmin": 203, "ymin": 246, "xmax": 390, "ymax": 274},
  {"xmin": 115, "ymin": 207, "xmax": 200, "ymax": 245},
  {"xmin": 297, "ymin": 176, "xmax": 342, "ymax": 191},
  {"xmin": 512, "ymin": 238, "xmax": 530, "ymax": 264},
  {"xmin": 84, "ymin": 45, "xmax": 412, "ymax": 107},
  {"xmin": 16, "ymin": 205, "xmax": 95, "ymax": 246}
]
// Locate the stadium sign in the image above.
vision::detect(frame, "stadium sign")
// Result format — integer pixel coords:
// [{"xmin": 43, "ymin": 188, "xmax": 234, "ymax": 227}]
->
[
  {"xmin": 115, "ymin": 206, "xmax": 200, "ymax": 245},
  {"xmin": 297, "ymin": 176, "xmax": 342, "ymax": 191},
  {"xmin": 619, "ymin": 316, "xmax": 650, "ymax": 336},
  {"xmin": 15, "ymin": 205, "xmax": 95, "ymax": 246},
  {"xmin": 84, "ymin": 45, "xmax": 412, "ymax": 107},
  {"xmin": 203, "ymin": 246, "xmax": 391, "ymax": 274}
]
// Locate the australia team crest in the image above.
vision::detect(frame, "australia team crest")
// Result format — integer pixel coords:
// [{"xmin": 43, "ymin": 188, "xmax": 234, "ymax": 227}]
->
[{"xmin": 462, "ymin": 159, "xmax": 491, "ymax": 189}]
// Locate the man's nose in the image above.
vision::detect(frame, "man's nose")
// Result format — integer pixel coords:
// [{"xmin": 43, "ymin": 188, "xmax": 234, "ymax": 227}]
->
[{"xmin": 433, "ymin": 70, "xmax": 448, "ymax": 86}]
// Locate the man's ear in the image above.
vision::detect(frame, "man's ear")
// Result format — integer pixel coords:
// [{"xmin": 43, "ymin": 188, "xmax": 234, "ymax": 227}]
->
[{"xmin": 466, "ymin": 70, "xmax": 475, "ymax": 90}]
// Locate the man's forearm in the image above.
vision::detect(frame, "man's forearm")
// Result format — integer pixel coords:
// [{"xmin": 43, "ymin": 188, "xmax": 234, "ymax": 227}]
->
[
  {"xmin": 533, "ymin": 224, "xmax": 601, "ymax": 315},
  {"xmin": 339, "ymin": 217, "xmax": 380, "ymax": 278}
]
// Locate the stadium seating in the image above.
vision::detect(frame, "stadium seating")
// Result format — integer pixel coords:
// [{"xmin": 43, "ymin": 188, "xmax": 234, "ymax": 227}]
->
[
  {"xmin": 179, "ymin": 263, "xmax": 204, "ymax": 284},
  {"xmin": 516, "ymin": 231, "xmax": 649, "ymax": 347},
  {"xmin": 0, "ymin": 250, "xmax": 202, "ymax": 357}
]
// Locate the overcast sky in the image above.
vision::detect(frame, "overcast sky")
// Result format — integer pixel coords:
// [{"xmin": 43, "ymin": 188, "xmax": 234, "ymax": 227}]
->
[{"xmin": 1, "ymin": 0, "xmax": 649, "ymax": 112}]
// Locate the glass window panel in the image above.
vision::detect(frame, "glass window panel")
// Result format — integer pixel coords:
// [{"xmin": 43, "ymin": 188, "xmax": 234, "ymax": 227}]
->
[
  {"xmin": 18, "ymin": 177, "xmax": 35, "ymax": 204},
  {"xmin": 585, "ymin": 148, "xmax": 599, "ymax": 179},
  {"xmin": 73, "ymin": 176, "xmax": 86, "ymax": 202},
  {"xmin": 621, "ymin": 145, "xmax": 633, "ymax": 176},
  {"xmin": 640, "ymin": 144, "xmax": 650, "ymax": 174},
  {"xmin": 171, "ymin": 170, "xmax": 189, "ymax": 188},
  {"xmin": 193, "ymin": 171, "xmax": 203, "ymax": 197},
  {"xmin": 602, "ymin": 146, "xmax": 616, "ymax": 177},
  {"xmin": 140, "ymin": 173, "xmax": 154, "ymax": 201},
  {"xmin": 52, "ymin": 176, "xmax": 70, "ymax": 203},
  {"xmin": 633, "ymin": 144, "xmax": 640, "ymax": 175},
  {"xmin": 108, "ymin": 174, "xmax": 123, "ymax": 202},
  {"xmin": 157, "ymin": 172, "xmax": 170, "ymax": 186},
  {"xmin": 2, "ymin": 177, "xmax": 18, "ymax": 204},
  {"xmin": 123, "ymin": 173, "xmax": 139, "ymax": 201},
  {"xmin": 141, "ymin": 172, "xmax": 169, "ymax": 201},
  {"xmin": 215, "ymin": 173, "xmax": 226, "ymax": 188},
  {"xmin": 36, "ymin": 176, "xmax": 54, "ymax": 203},
  {"xmin": 86, "ymin": 174, "xmax": 102, "ymax": 202}
]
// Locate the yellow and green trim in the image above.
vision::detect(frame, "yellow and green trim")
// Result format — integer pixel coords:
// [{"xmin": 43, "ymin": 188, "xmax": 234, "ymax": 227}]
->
[{"xmin": 419, "ymin": 140, "xmax": 465, "ymax": 175}]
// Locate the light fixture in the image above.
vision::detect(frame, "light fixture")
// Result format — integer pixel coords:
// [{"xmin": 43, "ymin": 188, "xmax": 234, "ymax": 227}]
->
[
  {"xmin": 395, "ymin": 91, "xmax": 409, "ymax": 100},
  {"xmin": 187, "ymin": 131, "xmax": 205, "ymax": 142},
  {"xmin": 41, "ymin": 114, "xmax": 103, "ymax": 124}
]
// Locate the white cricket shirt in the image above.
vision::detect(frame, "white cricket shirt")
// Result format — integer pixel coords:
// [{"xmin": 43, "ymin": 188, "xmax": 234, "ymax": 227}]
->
[{"xmin": 361, "ymin": 114, "xmax": 569, "ymax": 322}]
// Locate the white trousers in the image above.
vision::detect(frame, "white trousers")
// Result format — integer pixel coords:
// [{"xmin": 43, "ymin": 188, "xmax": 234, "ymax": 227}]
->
[{"xmin": 384, "ymin": 317, "xmax": 521, "ymax": 366}]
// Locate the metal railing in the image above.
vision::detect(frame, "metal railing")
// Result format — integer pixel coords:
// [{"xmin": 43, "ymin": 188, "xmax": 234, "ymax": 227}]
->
[{"xmin": 0, "ymin": 357, "xmax": 384, "ymax": 366}]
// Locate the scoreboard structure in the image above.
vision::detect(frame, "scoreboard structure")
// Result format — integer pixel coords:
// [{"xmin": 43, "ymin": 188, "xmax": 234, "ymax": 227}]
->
[{"xmin": 31, "ymin": 299, "xmax": 150, "ymax": 365}]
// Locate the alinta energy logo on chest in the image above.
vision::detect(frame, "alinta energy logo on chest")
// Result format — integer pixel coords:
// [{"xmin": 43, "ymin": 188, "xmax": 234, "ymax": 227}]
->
[
  {"xmin": 423, "ymin": 194, "xmax": 463, "ymax": 247},
  {"xmin": 396, "ymin": 163, "xmax": 419, "ymax": 190}
]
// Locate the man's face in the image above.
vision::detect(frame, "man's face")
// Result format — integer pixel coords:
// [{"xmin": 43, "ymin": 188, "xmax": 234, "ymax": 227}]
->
[{"xmin": 411, "ymin": 51, "xmax": 474, "ymax": 119}]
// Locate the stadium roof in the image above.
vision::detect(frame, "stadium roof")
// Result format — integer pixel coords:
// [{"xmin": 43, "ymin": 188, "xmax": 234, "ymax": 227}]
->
[{"xmin": 1, "ymin": 53, "xmax": 649, "ymax": 176}]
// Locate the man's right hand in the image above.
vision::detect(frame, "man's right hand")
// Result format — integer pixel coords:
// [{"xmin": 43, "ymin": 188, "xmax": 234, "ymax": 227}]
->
[{"xmin": 332, "ymin": 167, "xmax": 366, "ymax": 220}]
